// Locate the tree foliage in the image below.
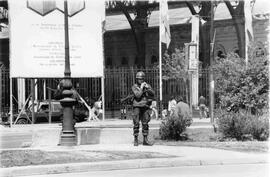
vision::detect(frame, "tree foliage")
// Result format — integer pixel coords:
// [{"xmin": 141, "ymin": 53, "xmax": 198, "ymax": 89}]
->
[
  {"xmin": 213, "ymin": 48, "xmax": 269, "ymax": 114},
  {"xmin": 159, "ymin": 48, "xmax": 188, "ymax": 80}
]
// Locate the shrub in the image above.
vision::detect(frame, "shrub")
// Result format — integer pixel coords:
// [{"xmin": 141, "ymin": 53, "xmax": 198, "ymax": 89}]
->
[
  {"xmin": 250, "ymin": 111, "xmax": 269, "ymax": 141},
  {"xmin": 159, "ymin": 114, "xmax": 192, "ymax": 141},
  {"xmin": 213, "ymin": 52, "xmax": 269, "ymax": 114},
  {"xmin": 216, "ymin": 109, "xmax": 269, "ymax": 141}
]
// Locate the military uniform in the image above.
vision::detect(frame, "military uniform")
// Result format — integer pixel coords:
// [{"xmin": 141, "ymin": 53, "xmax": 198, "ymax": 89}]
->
[{"xmin": 132, "ymin": 71, "xmax": 155, "ymax": 146}]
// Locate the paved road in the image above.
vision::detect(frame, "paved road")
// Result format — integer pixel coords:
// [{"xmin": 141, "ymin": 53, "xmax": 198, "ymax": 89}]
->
[{"xmin": 21, "ymin": 163, "xmax": 269, "ymax": 177}]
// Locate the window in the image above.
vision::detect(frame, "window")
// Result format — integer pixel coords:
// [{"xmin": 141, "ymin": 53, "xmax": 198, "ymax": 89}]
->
[
  {"xmin": 215, "ymin": 44, "xmax": 226, "ymax": 59},
  {"xmin": 234, "ymin": 49, "xmax": 240, "ymax": 56},
  {"xmin": 151, "ymin": 55, "xmax": 158, "ymax": 64},
  {"xmin": 255, "ymin": 47, "xmax": 265, "ymax": 57},
  {"xmin": 135, "ymin": 56, "xmax": 139, "ymax": 65},
  {"xmin": 53, "ymin": 103, "xmax": 62, "ymax": 112},
  {"xmin": 121, "ymin": 57, "xmax": 128, "ymax": 66},
  {"xmin": 217, "ymin": 51, "xmax": 225, "ymax": 58},
  {"xmin": 40, "ymin": 104, "xmax": 49, "ymax": 111},
  {"xmin": 106, "ymin": 57, "xmax": 112, "ymax": 66}
]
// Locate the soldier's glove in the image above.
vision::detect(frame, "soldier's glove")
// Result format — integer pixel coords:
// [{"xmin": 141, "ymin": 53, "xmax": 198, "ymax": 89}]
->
[
  {"xmin": 140, "ymin": 82, "xmax": 146, "ymax": 89},
  {"xmin": 144, "ymin": 84, "xmax": 150, "ymax": 89}
]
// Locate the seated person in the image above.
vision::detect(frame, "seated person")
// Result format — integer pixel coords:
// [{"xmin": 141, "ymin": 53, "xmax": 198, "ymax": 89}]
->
[{"xmin": 150, "ymin": 100, "xmax": 158, "ymax": 119}]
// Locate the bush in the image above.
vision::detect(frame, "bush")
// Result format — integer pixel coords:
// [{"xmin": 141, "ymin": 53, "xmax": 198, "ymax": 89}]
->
[
  {"xmin": 213, "ymin": 52, "xmax": 269, "ymax": 114},
  {"xmin": 159, "ymin": 114, "xmax": 192, "ymax": 141},
  {"xmin": 216, "ymin": 109, "xmax": 269, "ymax": 141}
]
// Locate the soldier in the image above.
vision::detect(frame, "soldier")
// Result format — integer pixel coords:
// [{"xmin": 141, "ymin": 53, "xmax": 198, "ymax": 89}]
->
[{"xmin": 132, "ymin": 71, "xmax": 155, "ymax": 146}]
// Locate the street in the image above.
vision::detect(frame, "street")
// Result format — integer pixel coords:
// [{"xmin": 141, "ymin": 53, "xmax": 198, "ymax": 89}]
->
[{"xmin": 21, "ymin": 163, "xmax": 269, "ymax": 177}]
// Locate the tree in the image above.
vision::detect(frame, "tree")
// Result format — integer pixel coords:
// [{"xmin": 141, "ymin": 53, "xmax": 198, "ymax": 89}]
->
[
  {"xmin": 106, "ymin": 1, "xmax": 158, "ymax": 67},
  {"xmin": 158, "ymin": 48, "xmax": 190, "ymax": 102},
  {"xmin": 224, "ymin": 0, "xmax": 246, "ymax": 58}
]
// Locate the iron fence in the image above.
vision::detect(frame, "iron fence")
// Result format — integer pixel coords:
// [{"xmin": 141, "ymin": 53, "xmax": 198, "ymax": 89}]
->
[{"xmin": 1, "ymin": 67, "xmax": 209, "ymax": 118}]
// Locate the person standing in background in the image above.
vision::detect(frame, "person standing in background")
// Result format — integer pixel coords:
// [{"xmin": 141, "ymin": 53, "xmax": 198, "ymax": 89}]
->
[{"xmin": 168, "ymin": 95, "xmax": 177, "ymax": 116}]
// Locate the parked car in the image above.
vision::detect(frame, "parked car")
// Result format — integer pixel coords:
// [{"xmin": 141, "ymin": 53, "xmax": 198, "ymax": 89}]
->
[
  {"xmin": 2, "ymin": 100, "xmax": 88, "ymax": 124},
  {"xmin": 1, "ymin": 111, "xmax": 9, "ymax": 125}
]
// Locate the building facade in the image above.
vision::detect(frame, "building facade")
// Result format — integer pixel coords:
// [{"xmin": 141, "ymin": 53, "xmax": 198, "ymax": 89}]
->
[{"xmin": 0, "ymin": 1, "xmax": 269, "ymax": 118}]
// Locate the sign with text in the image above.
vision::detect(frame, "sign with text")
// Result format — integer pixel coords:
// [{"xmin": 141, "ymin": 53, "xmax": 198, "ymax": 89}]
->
[
  {"xmin": 185, "ymin": 43, "xmax": 198, "ymax": 71},
  {"xmin": 9, "ymin": 0, "xmax": 105, "ymax": 78}
]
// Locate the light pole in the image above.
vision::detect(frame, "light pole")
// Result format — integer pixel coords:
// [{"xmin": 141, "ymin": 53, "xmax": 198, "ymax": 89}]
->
[
  {"xmin": 59, "ymin": 0, "xmax": 76, "ymax": 146},
  {"xmin": 17, "ymin": 0, "xmax": 86, "ymax": 144}
]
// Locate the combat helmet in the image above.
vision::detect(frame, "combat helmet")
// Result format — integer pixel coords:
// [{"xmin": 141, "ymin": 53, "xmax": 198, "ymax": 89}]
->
[{"xmin": 136, "ymin": 71, "xmax": 145, "ymax": 79}]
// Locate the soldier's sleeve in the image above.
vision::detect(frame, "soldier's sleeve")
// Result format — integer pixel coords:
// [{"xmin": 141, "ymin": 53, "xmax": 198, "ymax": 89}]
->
[
  {"xmin": 145, "ymin": 84, "xmax": 155, "ymax": 97},
  {"xmin": 132, "ymin": 84, "xmax": 144, "ymax": 98}
]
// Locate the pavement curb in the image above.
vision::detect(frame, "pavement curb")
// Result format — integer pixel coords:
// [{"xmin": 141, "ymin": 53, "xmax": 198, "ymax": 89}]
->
[{"xmin": 1, "ymin": 156, "xmax": 268, "ymax": 177}]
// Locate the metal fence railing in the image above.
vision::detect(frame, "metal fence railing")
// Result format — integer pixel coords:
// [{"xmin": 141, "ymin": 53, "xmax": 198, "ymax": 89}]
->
[{"xmin": 1, "ymin": 67, "xmax": 209, "ymax": 118}]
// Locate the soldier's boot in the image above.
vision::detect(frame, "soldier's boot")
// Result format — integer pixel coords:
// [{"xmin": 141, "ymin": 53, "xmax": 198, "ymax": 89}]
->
[
  {"xmin": 143, "ymin": 135, "xmax": 153, "ymax": 146},
  {"xmin": 134, "ymin": 136, "xmax": 139, "ymax": 146}
]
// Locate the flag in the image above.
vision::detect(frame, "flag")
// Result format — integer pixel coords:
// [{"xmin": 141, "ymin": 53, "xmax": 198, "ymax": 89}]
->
[{"xmin": 160, "ymin": 0, "xmax": 170, "ymax": 48}]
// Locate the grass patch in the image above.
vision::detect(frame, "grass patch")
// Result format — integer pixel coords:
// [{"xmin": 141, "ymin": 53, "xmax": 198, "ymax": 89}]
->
[
  {"xmin": 155, "ymin": 140, "xmax": 269, "ymax": 153},
  {"xmin": 0, "ymin": 150, "xmax": 174, "ymax": 168},
  {"xmin": 155, "ymin": 127, "xmax": 268, "ymax": 153},
  {"xmin": 185, "ymin": 128, "xmax": 221, "ymax": 142}
]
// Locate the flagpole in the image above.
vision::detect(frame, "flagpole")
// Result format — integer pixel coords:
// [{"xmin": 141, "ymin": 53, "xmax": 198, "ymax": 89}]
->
[
  {"xmin": 10, "ymin": 77, "xmax": 13, "ymax": 127},
  {"xmin": 209, "ymin": 1, "xmax": 214, "ymax": 123},
  {"xmin": 102, "ymin": 1, "xmax": 106, "ymax": 121},
  {"xmin": 159, "ymin": 2, "xmax": 163, "ymax": 119}
]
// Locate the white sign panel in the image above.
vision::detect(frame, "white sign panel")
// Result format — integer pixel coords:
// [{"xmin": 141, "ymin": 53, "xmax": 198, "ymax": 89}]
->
[
  {"xmin": 9, "ymin": 0, "xmax": 105, "ymax": 78},
  {"xmin": 188, "ymin": 44, "xmax": 198, "ymax": 70}
]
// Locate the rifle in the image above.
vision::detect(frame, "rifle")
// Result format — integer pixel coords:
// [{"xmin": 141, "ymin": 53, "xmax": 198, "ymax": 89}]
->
[{"xmin": 120, "ymin": 94, "xmax": 134, "ymax": 104}]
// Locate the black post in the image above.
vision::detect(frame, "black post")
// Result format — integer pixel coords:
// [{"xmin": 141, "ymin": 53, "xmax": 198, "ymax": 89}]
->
[
  {"xmin": 31, "ymin": 79, "xmax": 35, "ymax": 124},
  {"xmin": 48, "ymin": 89, "xmax": 51, "ymax": 124},
  {"xmin": 0, "ymin": 66, "xmax": 2, "ymax": 121},
  {"xmin": 209, "ymin": 1, "xmax": 215, "ymax": 123},
  {"xmin": 60, "ymin": 0, "xmax": 76, "ymax": 146}
]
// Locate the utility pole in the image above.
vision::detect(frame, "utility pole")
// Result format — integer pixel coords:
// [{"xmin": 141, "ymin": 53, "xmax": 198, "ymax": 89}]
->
[{"xmin": 209, "ymin": 1, "xmax": 215, "ymax": 123}]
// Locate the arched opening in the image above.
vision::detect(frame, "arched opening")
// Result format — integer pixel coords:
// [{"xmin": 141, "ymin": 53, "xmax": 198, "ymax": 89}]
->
[
  {"xmin": 234, "ymin": 49, "xmax": 240, "ymax": 56},
  {"xmin": 106, "ymin": 57, "xmax": 112, "ymax": 67},
  {"xmin": 135, "ymin": 56, "xmax": 139, "ymax": 66},
  {"xmin": 151, "ymin": 55, "xmax": 158, "ymax": 64},
  {"xmin": 121, "ymin": 57, "xmax": 128, "ymax": 66},
  {"xmin": 217, "ymin": 50, "xmax": 225, "ymax": 58},
  {"xmin": 254, "ymin": 42, "xmax": 266, "ymax": 57},
  {"xmin": 215, "ymin": 44, "xmax": 226, "ymax": 59}
]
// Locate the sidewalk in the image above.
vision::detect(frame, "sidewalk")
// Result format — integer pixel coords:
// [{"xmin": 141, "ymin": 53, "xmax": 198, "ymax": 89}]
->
[
  {"xmin": 0, "ymin": 118, "xmax": 213, "ymax": 148},
  {"xmin": 1, "ymin": 144, "xmax": 268, "ymax": 177}
]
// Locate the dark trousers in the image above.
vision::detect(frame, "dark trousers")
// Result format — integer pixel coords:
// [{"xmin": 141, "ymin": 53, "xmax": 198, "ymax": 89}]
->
[{"xmin": 133, "ymin": 107, "xmax": 151, "ymax": 136}]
